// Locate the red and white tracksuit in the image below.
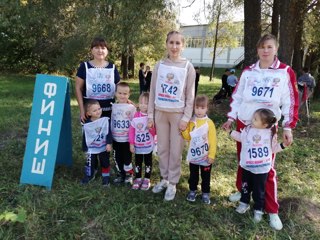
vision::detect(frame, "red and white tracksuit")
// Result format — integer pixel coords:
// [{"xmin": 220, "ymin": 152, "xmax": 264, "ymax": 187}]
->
[{"xmin": 228, "ymin": 58, "xmax": 299, "ymax": 213}]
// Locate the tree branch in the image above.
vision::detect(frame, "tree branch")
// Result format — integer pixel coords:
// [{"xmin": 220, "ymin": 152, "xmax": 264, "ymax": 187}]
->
[{"xmin": 182, "ymin": 0, "xmax": 196, "ymax": 8}]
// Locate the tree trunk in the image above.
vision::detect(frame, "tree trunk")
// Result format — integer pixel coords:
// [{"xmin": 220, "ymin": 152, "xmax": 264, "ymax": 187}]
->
[
  {"xmin": 244, "ymin": 0, "xmax": 261, "ymax": 66},
  {"xmin": 209, "ymin": 1, "xmax": 221, "ymax": 81},
  {"xmin": 271, "ymin": 0, "xmax": 280, "ymax": 37},
  {"xmin": 128, "ymin": 44, "xmax": 134, "ymax": 78},
  {"xmin": 278, "ymin": 0, "xmax": 306, "ymax": 65},
  {"xmin": 292, "ymin": 18, "xmax": 304, "ymax": 72},
  {"xmin": 121, "ymin": 52, "xmax": 128, "ymax": 79}
]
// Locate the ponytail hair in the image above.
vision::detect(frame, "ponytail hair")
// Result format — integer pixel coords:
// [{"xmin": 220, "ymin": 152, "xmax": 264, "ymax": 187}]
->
[{"xmin": 254, "ymin": 108, "xmax": 278, "ymax": 138}]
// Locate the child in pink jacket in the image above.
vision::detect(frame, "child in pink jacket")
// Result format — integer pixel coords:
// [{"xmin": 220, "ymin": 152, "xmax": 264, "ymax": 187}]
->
[{"xmin": 129, "ymin": 93, "xmax": 156, "ymax": 190}]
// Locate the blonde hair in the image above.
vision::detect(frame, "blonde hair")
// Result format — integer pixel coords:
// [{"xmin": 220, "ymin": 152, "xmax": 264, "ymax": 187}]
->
[{"xmin": 166, "ymin": 30, "xmax": 185, "ymax": 45}]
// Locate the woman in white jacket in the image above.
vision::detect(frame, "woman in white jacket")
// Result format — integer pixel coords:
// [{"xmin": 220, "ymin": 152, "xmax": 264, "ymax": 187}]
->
[{"xmin": 222, "ymin": 33, "xmax": 299, "ymax": 230}]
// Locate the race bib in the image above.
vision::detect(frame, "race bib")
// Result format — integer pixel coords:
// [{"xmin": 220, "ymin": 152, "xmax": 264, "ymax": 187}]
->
[
  {"xmin": 131, "ymin": 116, "xmax": 154, "ymax": 154},
  {"xmin": 85, "ymin": 62, "xmax": 116, "ymax": 100},
  {"xmin": 186, "ymin": 121, "xmax": 210, "ymax": 166},
  {"xmin": 83, "ymin": 117, "xmax": 109, "ymax": 154},
  {"xmin": 244, "ymin": 70, "xmax": 285, "ymax": 106},
  {"xmin": 155, "ymin": 62, "xmax": 188, "ymax": 108},
  {"xmin": 111, "ymin": 103, "xmax": 136, "ymax": 142},
  {"xmin": 240, "ymin": 127, "xmax": 273, "ymax": 174}
]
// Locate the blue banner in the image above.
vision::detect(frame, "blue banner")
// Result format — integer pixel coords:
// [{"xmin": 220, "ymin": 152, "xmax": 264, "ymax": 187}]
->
[{"xmin": 20, "ymin": 74, "xmax": 72, "ymax": 189}]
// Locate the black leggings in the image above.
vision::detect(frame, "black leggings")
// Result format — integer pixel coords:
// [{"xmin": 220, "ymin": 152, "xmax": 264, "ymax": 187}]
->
[
  {"xmin": 134, "ymin": 152, "xmax": 153, "ymax": 179},
  {"xmin": 113, "ymin": 141, "xmax": 132, "ymax": 176},
  {"xmin": 240, "ymin": 169, "xmax": 268, "ymax": 211},
  {"xmin": 188, "ymin": 163, "xmax": 212, "ymax": 193}
]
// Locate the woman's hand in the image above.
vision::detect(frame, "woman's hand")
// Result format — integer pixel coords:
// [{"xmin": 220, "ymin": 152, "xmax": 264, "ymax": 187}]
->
[
  {"xmin": 283, "ymin": 129, "xmax": 293, "ymax": 146},
  {"xmin": 222, "ymin": 119, "xmax": 233, "ymax": 132},
  {"xmin": 80, "ymin": 110, "xmax": 87, "ymax": 123}
]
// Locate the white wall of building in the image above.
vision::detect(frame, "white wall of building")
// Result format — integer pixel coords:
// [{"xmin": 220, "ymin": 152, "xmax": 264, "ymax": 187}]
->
[
  {"xmin": 182, "ymin": 47, "xmax": 244, "ymax": 68},
  {"xmin": 180, "ymin": 24, "xmax": 244, "ymax": 68}
]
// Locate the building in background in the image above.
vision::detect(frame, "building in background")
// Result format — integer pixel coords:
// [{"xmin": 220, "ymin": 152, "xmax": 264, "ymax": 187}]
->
[{"xmin": 180, "ymin": 24, "xmax": 244, "ymax": 68}]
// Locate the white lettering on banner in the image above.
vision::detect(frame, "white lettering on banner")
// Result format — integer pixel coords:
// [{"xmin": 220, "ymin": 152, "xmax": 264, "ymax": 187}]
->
[
  {"xmin": 41, "ymin": 99, "xmax": 55, "ymax": 116},
  {"xmin": 31, "ymin": 82, "xmax": 57, "ymax": 175},
  {"xmin": 34, "ymin": 138, "xmax": 48, "ymax": 156},
  {"xmin": 31, "ymin": 157, "xmax": 46, "ymax": 174},
  {"xmin": 44, "ymin": 83, "xmax": 57, "ymax": 98},
  {"xmin": 37, "ymin": 119, "xmax": 52, "ymax": 136}
]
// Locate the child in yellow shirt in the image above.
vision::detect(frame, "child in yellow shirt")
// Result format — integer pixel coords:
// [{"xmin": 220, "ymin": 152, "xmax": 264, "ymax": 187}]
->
[{"xmin": 182, "ymin": 95, "xmax": 217, "ymax": 204}]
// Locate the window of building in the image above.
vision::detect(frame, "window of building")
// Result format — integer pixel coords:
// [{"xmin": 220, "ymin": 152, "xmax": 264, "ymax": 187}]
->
[{"xmin": 185, "ymin": 38, "xmax": 203, "ymax": 48}]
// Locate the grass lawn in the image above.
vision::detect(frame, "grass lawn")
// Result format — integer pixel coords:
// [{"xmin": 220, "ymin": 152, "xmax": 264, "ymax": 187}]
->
[{"xmin": 0, "ymin": 71, "xmax": 319, "ymax": 239}]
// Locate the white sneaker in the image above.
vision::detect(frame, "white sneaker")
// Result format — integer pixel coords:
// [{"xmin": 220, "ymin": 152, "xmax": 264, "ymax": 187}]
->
[
  {"xmin": 253, "ymin": 210, "xmax": 264, "ymax": 223},
  {"xmin": 164, "ymin": 184, "xmax": 176, "ymax": 201},
  {"xmin": 229, "ymin": 191, "xmax": 241, "ymax": 202},
  {"xmin": 269, "ymin": 213, "xmax": 283, "ymax": 230},
  {"xmin": 235, "ymin": 202, "xmax": 250, "ymax": 214},
  {"xmin": 152, "ymin": 179, "xmax": 169, "ymax": 193}
]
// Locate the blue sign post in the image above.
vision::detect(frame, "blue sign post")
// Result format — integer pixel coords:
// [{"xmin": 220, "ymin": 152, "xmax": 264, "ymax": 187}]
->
[{"xmin": 20, "ymin": 74, "xmax": 72, "ymax": 189}]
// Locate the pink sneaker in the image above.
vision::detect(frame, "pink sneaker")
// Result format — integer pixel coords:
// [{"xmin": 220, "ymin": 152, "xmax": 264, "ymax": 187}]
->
[
  {"xmin": 140, "ymin": 178, "xmax": 151, "ymax": 191},
  {"xmin": 132, "ymin": 178, "xmax": 142, "ymax": 190}
]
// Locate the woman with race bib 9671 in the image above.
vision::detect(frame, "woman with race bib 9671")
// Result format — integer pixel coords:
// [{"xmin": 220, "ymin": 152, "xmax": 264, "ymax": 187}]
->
[
  {"xmin": 148, "ymin": 30, "xmax": 196, "ymax": 201},
  {"xmin": 222, "ymin": 33, "xmax": 299, "ymax": 230}
]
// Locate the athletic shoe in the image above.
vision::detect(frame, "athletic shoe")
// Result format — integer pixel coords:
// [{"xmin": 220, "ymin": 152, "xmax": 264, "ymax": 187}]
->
[
  {"xmin": 80, "ymin": 175, "xmax": 95, "ymax": 185},
  {"xmin": 125, "ymin": 174, "xmax": 133, "ymax": 185},
  {"xmin": 132, "ymin": 178, "xmax": 142, "ymax": 190},
  {"xmin": 152, "ymin": 179, "xmax": 169, "ymax": 193},
  {"xmin": 113, "ymin": 176, "xmax": 125, "ymax": 184},
  {"xmin": 229, "ymin": 191, "xmax": 241, "ymax": 202},
  {"xmin": 164, "ymin": 184, "xmax": 176, "ymax": 201},
  {"xmin": 253, "ymin": 210, "xmax": 264, "ymax": 223},
  {"xmin": 186, "ymin": 191, "xmax": 197, "ymax": 202},
  {"xmin": 102, "ymin": 176, "xmax": 110, "ymax": 187},
  {"xmin": 269, "ymin": 213, "xmax": 283, "ymax": 230},
  {"xmin": 140, "ymin": 178, "xmax": 151, "ymax": 191},
  {"xmin": 201, "ymin": 193, "xmax": 211, "ymax": 205},
  {"xmin": 235, "ymin": 202, "xmax": 250, "ymax": 214}
]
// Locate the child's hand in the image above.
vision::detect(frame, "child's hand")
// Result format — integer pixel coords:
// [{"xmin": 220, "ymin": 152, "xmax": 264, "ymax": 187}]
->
[
  {"xmin": 130, "ymin": 144, "xmax": 135, "ymax": 153},
  {"xmin": 208, "ymin": 158, "xmax": 214, "ymax": 164},
  {"xmin": 179, "ymin": 120, "xmax": 188, "ymax": 131},
  {"xmin": 106, "ymin": 144, "xmax": 112, "ymax": 152}
]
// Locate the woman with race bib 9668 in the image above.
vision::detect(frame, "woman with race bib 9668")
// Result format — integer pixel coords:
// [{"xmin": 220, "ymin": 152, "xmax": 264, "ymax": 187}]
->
[
  {"xmin": 75, "ymin": 37, "xmax": 120, "ymax": 122},
  {"xmin": 222, "ymin": 33, "xmax": 299, "ymax": 230},
  {"xmin": 148, "ymin": 30, "xmax": 196, "ymax": 201}
]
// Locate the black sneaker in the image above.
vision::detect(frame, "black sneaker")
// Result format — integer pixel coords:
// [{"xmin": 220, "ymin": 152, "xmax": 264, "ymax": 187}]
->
[
  {"xmin": 202, "ymin": 193, "xmax": 211, "ymax": 205},
  {"xmin": 80, "ymin": 175, "xmax": 95, "ymax": 185},
  {"xmin": 102, "ymin": 176, "xmax": 110, "ymax": 187},
  {"xmin": 186, "ymin": 191, "xmax": 197, "ymax": 202}
]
